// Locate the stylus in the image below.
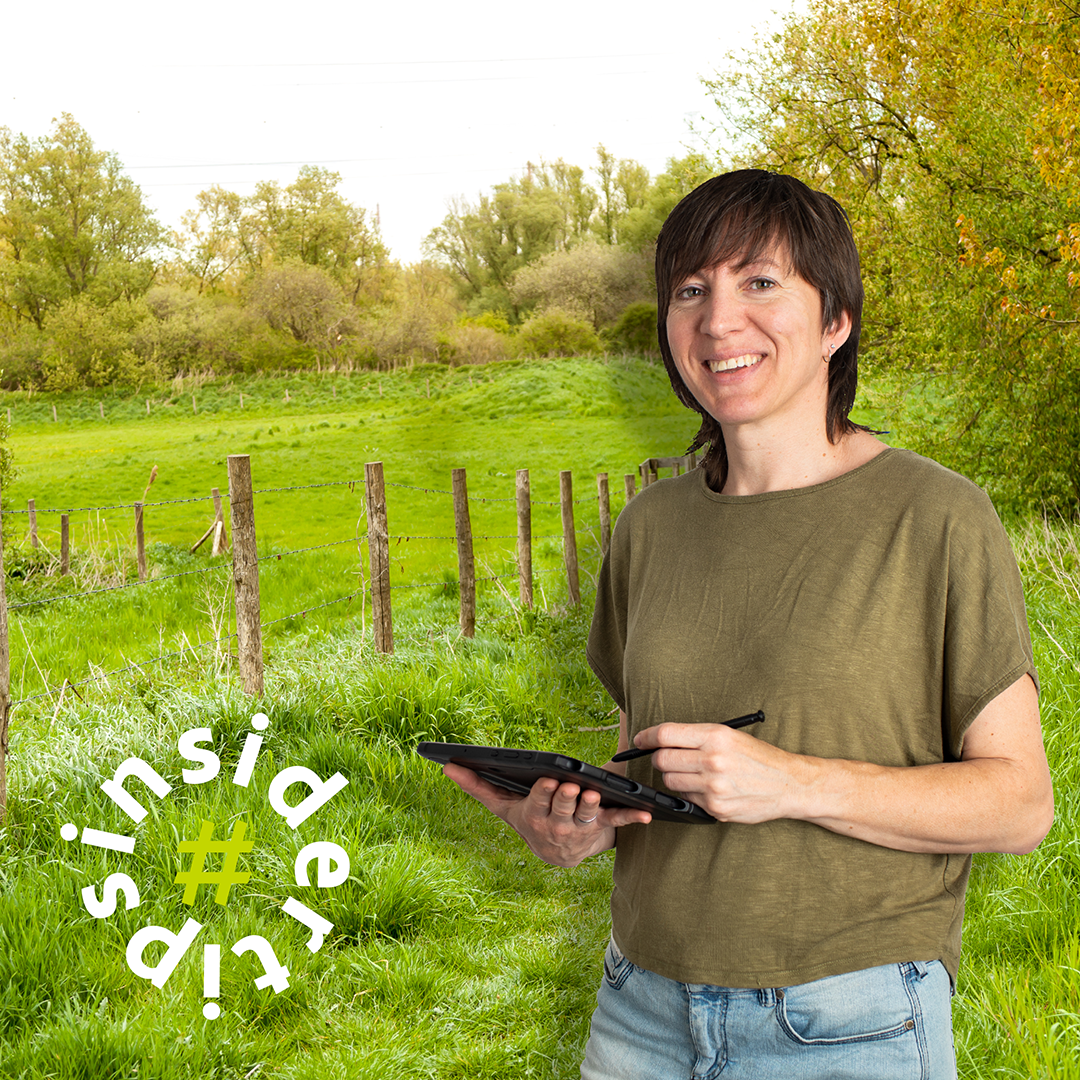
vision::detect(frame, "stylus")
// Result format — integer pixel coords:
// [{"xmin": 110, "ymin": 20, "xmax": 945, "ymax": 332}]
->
[{"xmin": 610, "ymin": 711, "xmax": 765, "ymax": 762}]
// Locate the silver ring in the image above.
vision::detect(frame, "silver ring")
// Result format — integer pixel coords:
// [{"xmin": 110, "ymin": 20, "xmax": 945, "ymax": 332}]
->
[{"xmin": 577, "ymin": 815, "xmax": 597, "ymax": 824}]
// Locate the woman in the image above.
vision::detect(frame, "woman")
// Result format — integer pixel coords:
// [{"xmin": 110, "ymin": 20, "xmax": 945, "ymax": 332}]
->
[{"xmin": 445, "ymin": 170, "xmax": 1053, "ymax": 1079}]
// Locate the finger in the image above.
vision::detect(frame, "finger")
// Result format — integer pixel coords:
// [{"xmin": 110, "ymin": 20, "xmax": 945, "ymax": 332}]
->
[
  {"xmin": 547, "ymin": 781, "xmax": 584, "ymax": 819},
  {"xmin": 597, "ymin": 806, "xmax": 653, "ymax": 828},
  {"xmin": 573, "ymin": 789, "xmax": 602, "ymax": 824},
  {"xmin": 442, "ymin": 763, "xmax": 524, "ymax": 812}
]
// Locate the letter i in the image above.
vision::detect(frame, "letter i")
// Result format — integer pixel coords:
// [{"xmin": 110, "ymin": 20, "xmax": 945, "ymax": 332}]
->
[
  {"xmin": 60, "ymin": 822, "xmax": 136, "ymax": 854},
  {"xmin": 232, "ymin": 712, "xmax": 270, "ymax": 788},
  {"xmin": 203, "ymin": 943, "xmax": 221, "ymax": 1019}
]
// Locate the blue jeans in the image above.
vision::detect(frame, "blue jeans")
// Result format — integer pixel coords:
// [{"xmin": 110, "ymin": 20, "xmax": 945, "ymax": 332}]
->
[{"xmin": 581, "ymin": 938, "xmax": 956, "ymax": 1080}]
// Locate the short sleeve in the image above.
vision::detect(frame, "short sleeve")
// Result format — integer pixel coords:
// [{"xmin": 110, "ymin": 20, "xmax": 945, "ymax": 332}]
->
[
  {"xmin": 943, "ymin": 487, "xmax": 1038, "ymax": 758},
  {"xmin": 587, "ymin": 516, "xmax": 631, "ymax": 712}
]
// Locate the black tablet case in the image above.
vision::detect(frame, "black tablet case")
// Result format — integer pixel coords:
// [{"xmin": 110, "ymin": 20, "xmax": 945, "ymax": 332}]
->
[{"xmin": 417, "ymin": 741, "xmax": 716, "ymax": 824}]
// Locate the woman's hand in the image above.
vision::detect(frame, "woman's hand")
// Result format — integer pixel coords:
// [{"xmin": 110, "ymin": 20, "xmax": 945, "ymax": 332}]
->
[
  {"xmin": 633, "ymin": 722, "xmax": 799, "ymax": 825},
  {"xmin": 634, "ymin": 674, "xmax": 1054, "ymax": 855},
  {"xmin": 442, "ymin": 762, "xmax": 652, "ymax": 868}
]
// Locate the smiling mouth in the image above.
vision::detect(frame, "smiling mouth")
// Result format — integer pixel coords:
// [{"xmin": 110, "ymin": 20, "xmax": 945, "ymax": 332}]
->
[{"xmin": 707, "ymin": 354, "xmax": 763, "ymax": 373}]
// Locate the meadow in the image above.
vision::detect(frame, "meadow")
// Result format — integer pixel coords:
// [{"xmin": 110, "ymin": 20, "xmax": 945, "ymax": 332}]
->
[{"xmin": 0, "ymin": 358, "xmax": 1077, "ymax": 1079}]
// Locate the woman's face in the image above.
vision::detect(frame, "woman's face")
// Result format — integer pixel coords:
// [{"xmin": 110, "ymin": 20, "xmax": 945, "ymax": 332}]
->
[{"xmin": 665, "ymin": 245, "xmax": 850, "ymax": 436}]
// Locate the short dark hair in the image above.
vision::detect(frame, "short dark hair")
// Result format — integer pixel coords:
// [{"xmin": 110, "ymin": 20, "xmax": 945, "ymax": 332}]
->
[{"xmin": 655, "ymin": 169, "xmax": 868, "ymax": 491}]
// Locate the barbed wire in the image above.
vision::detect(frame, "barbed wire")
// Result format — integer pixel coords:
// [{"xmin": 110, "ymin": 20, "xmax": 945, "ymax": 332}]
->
[
  {"xmin": 261, "ymin": 592, "xmax": 359, "ymax": 627},
  {"xmin": 10, "ymin": 632, "xmax": 235, "ymax": 707},
  {"xmin": 5, "ymin": 526, "xmax": 584, "ymax": 613},
  {"xmin": 385, "ymin": 481, "xmax": 598, "ymax": 506},
  {"xmin": 9, "ymin": 556, "xmax": 572, "ymax": 706},
  {"xmin": 257, "ymin": 537, "xmax": 361, "ymax": 562},
  {"xmin": 7, "ymin": 561, "xmax": 230, "ymax": 611},
  {"xmin": 3, "ymin": 493, "xmax": 220, "ymax": 516},
  {"xmin": 254, "ymin": 480, "xmax": 364, "ymax": 496},
  {"xmin": 2, "ymin": 479, "xmax": 603, "ymax": 520}
]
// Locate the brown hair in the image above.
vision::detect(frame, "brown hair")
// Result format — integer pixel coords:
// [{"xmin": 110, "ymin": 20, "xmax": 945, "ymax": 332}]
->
[{"xmin": 655, "ymin": 170, "xmax": 870, "ymax": 491}]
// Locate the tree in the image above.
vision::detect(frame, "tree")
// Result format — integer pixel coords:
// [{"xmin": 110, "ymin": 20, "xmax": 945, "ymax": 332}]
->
[
  {"xmin": 175, "ymin": 167, "xmax": 388, "ymax": 305},
  {"xmin": 245, "ymin": 260, "xmax": 353, "ymax": 351},
  {"xmin": 424, "ymin": 153, "xmax": 650, "ymax": 317},
  {"xmin": 593, "ymin": 144, "xmax": 651, "ymax": 245},
  {"xmin": 172, "ymin": 185, "xmax": 245, "ymax": 295},
  {"xmin": 511, "ymin": 243, "xmax": 651, "ymax": 328},
  {"xmin": 704, "ymin": 0, "xmax": 1080, "ymax": 512},
  {"xmin": 0, "ymin": 115, "xmax": 163, "ymax": 327},
  {"xmin": 609, "ymin": 153, "xmax": 715, "ymax": 253}
]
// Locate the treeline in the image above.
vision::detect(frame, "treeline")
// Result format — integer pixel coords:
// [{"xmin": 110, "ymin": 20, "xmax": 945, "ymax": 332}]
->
[
  {"xmin": 0, "ymin": 115, "xmax": 710, "ymax": 392},
  {"xmin": 713, "ymin": 0, "xmax": 1080, "ymax": 511},
  {"xmin": 6, "ymin": 0, "xmax": 1080, "ymax": 517}
]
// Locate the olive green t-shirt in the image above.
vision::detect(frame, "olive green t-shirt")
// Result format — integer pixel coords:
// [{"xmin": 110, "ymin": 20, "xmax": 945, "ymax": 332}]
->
[{"xmin": 587, "ymin": 448, "xmax": 1037, "ymax": 988}]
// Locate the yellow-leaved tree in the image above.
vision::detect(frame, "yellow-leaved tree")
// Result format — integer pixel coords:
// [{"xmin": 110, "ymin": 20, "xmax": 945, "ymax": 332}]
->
[{"xmin": 706, "ymin": 0, "xmax": 1080, "ymax": 512}]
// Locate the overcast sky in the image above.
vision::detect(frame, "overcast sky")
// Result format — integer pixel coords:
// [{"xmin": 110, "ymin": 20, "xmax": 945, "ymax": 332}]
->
[{"xmin": 2, "ymin": 0, "xmax": 791, "ymax": 263}]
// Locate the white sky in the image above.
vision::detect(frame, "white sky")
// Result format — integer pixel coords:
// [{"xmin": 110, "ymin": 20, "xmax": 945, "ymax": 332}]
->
[{"xmin": 1, "ymin": 0, "xmax": 791, "ymax": 264}]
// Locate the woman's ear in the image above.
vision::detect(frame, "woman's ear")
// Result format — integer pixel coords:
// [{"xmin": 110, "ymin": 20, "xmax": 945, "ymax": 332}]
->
[{"xmin": 824, "ymin": 309, "xmax": 853, "ymax": 352}]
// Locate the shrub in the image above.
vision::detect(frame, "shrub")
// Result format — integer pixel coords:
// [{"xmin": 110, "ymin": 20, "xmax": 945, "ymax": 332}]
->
[
  {"xmin": 601, "ymin": 301, "xmax": 660, "ymax": 358},
  {"xmin": 436, "ymin": 323, "xmax": 510, "ymax": 366},
  {"xmin": 514, "ymin": 308, "xmax": 602, "ymax": 358}
]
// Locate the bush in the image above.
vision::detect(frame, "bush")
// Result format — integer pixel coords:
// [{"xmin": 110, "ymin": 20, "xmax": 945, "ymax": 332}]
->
[
  {"xmin": 601, "ymin": 301, "xmax": 660, "ymax": 358},
  {"xmin": 511, "ymin": 243, "xmax": 651, "ymax": 329},
  {"xmin": 436, "ymin": 322, "xmax": 511, "ymax": 366},
  {"xmin": 514, "ymin": 308, "xmax": 602, "ymax": 358}
]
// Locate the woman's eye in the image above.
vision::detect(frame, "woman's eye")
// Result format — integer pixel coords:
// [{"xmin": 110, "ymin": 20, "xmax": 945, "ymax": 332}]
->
[
  {"xmin": 675, "ymin": 284, "xmax": 704, "ymax": 299},
  {"xmin": 747, "ymin": 278, "xmax": 777, "ymax": 291}
]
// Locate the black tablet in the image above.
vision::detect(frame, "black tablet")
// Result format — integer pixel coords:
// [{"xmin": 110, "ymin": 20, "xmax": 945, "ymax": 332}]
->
[{"xmin": 416, "ymin": 741, "xmax": 716, "ymax": 824}]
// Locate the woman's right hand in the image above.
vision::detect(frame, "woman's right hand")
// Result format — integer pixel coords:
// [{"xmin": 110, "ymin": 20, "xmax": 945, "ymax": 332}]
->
[{"xmin": 442, "ymin": 762, "xmax": 652, "ymax": 868}]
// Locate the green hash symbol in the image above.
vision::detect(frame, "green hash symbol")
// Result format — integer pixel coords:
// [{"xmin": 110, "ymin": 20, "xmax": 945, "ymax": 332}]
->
[{"xmin": 175, "ymin": 819, "xmax": 253, "ymax": 906}]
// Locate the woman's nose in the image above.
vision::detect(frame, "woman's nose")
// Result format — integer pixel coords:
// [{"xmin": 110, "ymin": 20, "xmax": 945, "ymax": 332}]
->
[{"xmin": 700, "ymin": 288, "xmax": 745, "ymax": 338}]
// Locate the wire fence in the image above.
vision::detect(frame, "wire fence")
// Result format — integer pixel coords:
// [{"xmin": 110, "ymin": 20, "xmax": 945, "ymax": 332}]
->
[{"xmin": 1, "ymin": 454, "xmax": 695, "ymax": 710}]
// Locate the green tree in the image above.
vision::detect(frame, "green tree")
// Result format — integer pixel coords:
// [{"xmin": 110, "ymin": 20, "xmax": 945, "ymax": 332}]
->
[
  {"xmin": 172, "ymin": 185, "xmax": 245, "ymax": 295},
  {"xmin": 0, "ymin": 115, "xmax": 163, "ymax": 328},
  {"xmin": 176, "ymin": 167, "xmax": 388, "ymax": 304},
  {"xmin": 614, "ymin": 153, "xmax": 715, "ymax": 253},
  {"xmin": 705, "ymin": 0, "xmax": 1080, "ymax": 512},
  {"xmin": 511, "ymin": 243, "xmax": 651, "ymax": 329},
  {"xmin": 592, "ymin": 144, "xmax": 651, "ymax": 245},
  {"xmin": 245, "ymin": 260, "xmax": 353, "ymax": 351},
  {"xmin": 424, "ymin": 156, "xmax": 635, "ymax": 316}
]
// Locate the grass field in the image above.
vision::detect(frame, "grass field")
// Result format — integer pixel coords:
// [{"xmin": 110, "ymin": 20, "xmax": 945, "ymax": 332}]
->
[{"xmin": 1, "ymin": 359, "xmax": 1078, "ymax": 1079}]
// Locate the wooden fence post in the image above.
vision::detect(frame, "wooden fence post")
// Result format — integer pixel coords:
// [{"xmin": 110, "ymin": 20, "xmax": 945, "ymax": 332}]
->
[
  {"xmin": 560, "ymin": 470, "xmax": 580, "ymax": 606},
  {"xmin": 227, "ymin": 454, "xmax": 264, "ymax": 695},
  {"xmin": 0, "ymin": 485, "xmax": 10, "ymax": 820},
  {"xmin": 211, "ymin": 487, "xmax": 229, "ymax": 555},
  {"xmin": 134, "ymin": 503, "xmax": 147, "ymax": 582},
  {"xmin": 365, "ymin": 461, "xmax": 393, "ymax": 654},
  {"xmin": 597, "ymin": 473, "xmax": 611, "ymax": 557},
  {"xmin": 624, "ymin": 474, "xmax": 636, "ymax": 502},
  {"xmin": 28, "ymin": 499, "xmax": 37, "ymax": 548},
  {"xmin": 60, "ymin": 514, "xmax": 70, "ymax": 576},
  {"xmin": 452, "ymin": 468, "xmax": 476, "ymax": 638},
  {"xmin": 516, "ymin": 468, "xmax": 533, "ymax": 609}
]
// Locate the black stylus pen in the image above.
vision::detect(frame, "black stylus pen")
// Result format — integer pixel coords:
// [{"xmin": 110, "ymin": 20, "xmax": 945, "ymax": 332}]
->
[{"xmin": 610, "ymin": 710, "xmax": 765, "ymax": 762}]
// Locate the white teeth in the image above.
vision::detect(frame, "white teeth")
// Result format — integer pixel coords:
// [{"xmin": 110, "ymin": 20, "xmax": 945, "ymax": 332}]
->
[{"xmin": 707, "ymin": 354, "xmax": 762, "ymax": 373}]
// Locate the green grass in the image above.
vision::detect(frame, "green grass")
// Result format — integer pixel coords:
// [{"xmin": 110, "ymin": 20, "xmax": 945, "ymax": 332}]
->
[
  {"xmin": 1, "ymin": 361, "xmax": 1078, "ymax": 1078},
  {"xmin": 1, "ymin": 357, "xmax": 693, "ymax": 705},
  {"xmin": 1, "ymin": 607, "xmax": 622, "ymax": 1079}
]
